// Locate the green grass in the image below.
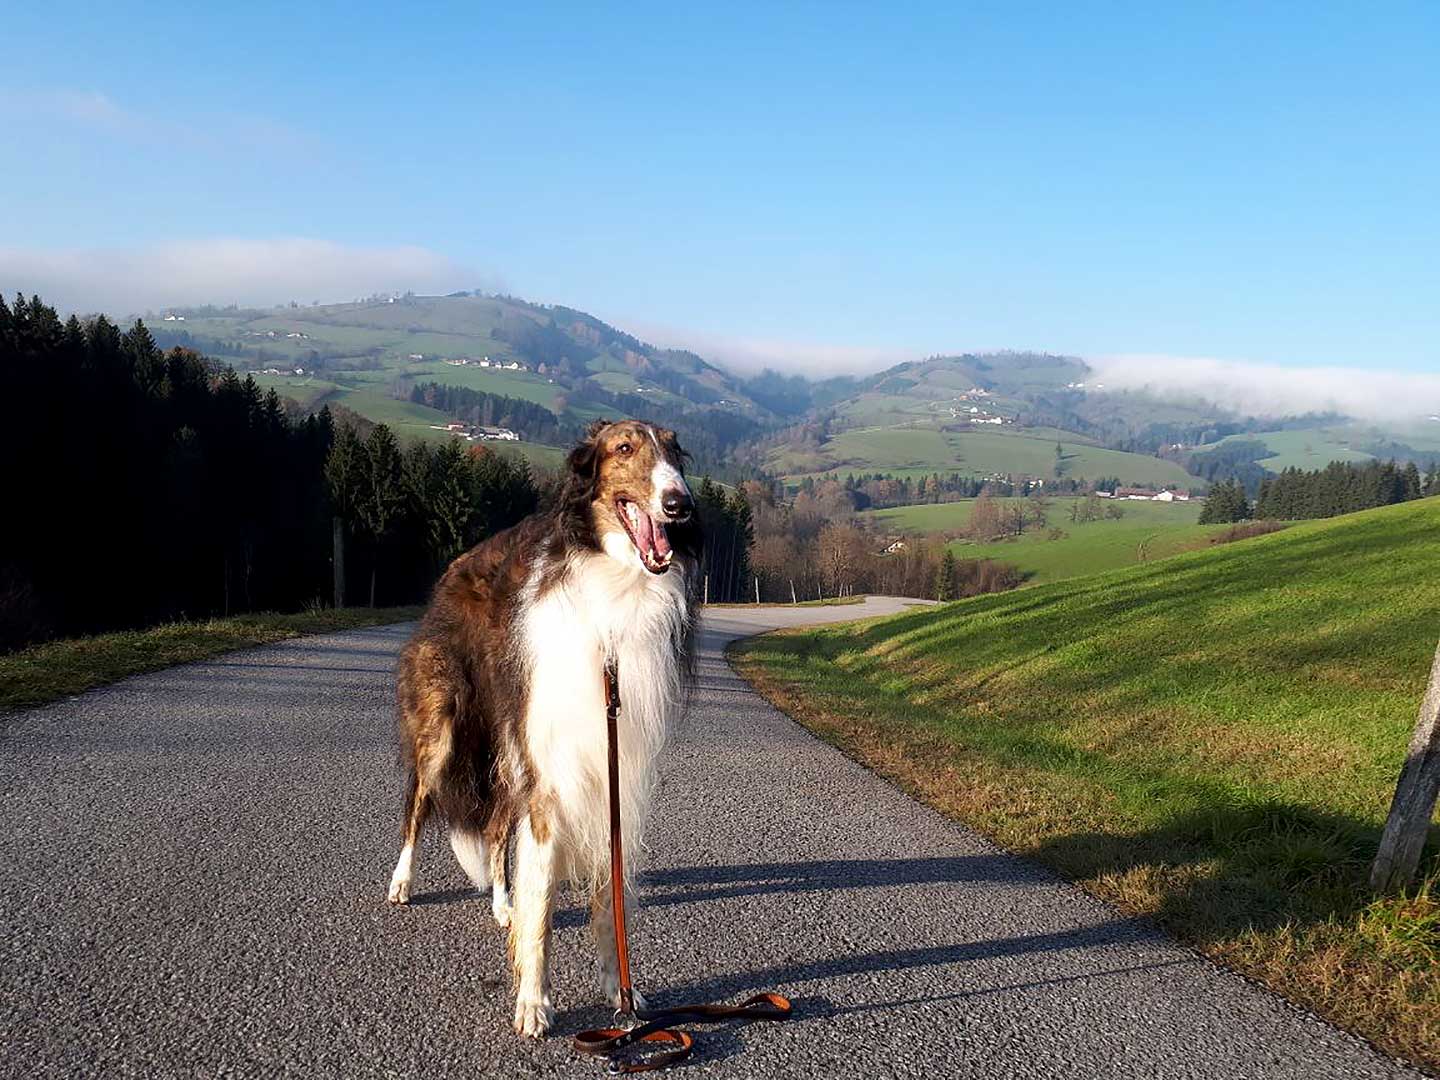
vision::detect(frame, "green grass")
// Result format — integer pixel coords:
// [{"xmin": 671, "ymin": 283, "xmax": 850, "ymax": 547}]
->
[
  {"xmin": 1, "ymin": 607, "xmax": 424, "ymax": 714},
  {"xmin": 864, "ymin": 498, "xmax": 1219, "ymax": 585},
  {"xmin": 732, "ymin": 497, "xmax": 1440, "ymax": 1071},
  {"xmin": 708, "ymin": 594, "xmax": 867, "ymax": 609},
  {"xmin": 774, "ymin": 424, "xmax": 1196, "ymax": 489},
  {"xmin": 867, "ymin": 495, "xmax": 1202, "ymax": 532},
  {"xmin": 1207, "ymin": 427, "xmax": 1377, "ymax": 472}
]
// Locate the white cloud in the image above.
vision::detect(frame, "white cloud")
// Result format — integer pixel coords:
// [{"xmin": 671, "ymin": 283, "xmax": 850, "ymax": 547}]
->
[
  {"xmin": 0, "ymin": 238, "xmax": 488, "ymax": 315},
  {"xmin": 1090, "ymin": 353, "xmax": 1440, "ymax": 424}
]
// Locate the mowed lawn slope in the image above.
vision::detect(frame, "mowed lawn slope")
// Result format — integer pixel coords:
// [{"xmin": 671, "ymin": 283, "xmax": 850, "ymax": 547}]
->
[{"xmin": 733, "ymin": 497, "xmax": 1440, "ymax": 1071}]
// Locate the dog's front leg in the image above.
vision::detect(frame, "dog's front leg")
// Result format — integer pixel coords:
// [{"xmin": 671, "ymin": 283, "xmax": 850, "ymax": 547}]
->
[
  {"xmin": 590, "ymin": 880, "xmax": 648, "ymax": 1012},
  {"xmin": 509, "ymin": 810, "xmax": 557, "ymax": 1037}
]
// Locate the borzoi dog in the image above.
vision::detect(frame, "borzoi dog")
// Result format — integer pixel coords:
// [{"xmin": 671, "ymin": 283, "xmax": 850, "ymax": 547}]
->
[{"xmin": 386, "ymin": 418, "xmax": 702, "ymax": 1037}]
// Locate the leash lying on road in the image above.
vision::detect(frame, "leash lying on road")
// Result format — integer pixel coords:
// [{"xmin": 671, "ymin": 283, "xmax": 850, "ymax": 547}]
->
[{"xmin": 573, "ymin": 663, "xmax": 792, "ymax": 1074}]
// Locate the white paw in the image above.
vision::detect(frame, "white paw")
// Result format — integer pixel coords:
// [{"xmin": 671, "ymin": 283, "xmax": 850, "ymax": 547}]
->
[
  {"xmin": 513, "ymin": 994, "xmax": 555, "ymax": 1038},
  {"xmin": 492, "ymin": 894, "xmax": 512, "ymax": 928},
  {"xmin": 387, "ymin": 873, "xmax": 411, "ymax": 905}
]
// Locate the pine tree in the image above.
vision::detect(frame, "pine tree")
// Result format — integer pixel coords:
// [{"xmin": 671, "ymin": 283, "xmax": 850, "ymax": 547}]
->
[
  {"xmin": 360, "ymin": 425, "xmax": 405, "ymax": 606},
  {"xmin": 324, "ymin": 425, "xmax": 365, "ymax": 607},
  {"xmin": 935, "ymin": 548, "xmax": 957, "ymax": 601}
]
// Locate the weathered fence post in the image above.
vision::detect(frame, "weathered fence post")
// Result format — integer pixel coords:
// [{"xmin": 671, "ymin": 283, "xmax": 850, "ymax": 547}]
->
[{"xmin": 1371, "ymin": 637, "xmax": 1440, "ymax": 892}]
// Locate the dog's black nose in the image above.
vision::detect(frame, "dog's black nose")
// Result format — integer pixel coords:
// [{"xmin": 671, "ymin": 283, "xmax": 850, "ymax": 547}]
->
[{"xmin": 662, "ymin": 489, "xmax": 694, "ymax": 522}]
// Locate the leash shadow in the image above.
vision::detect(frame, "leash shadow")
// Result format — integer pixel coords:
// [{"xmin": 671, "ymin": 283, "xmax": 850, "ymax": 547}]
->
[{"xmin": 641, "ymin": 915, "xmax": 1161, "ymax": 1009}]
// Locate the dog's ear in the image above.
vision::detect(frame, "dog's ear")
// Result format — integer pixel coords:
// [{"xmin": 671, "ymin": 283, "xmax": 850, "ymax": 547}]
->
[
  {"xmin": 566, "ymin": 418, "xmax": 611, "ymax": 483},
  {"xmin": 659, "ymin": 427, "xmax": 691, "ymax": 466}
]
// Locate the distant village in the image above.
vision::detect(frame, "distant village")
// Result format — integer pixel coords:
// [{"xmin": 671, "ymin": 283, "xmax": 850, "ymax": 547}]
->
[
  {"xmin": 948, "ymin": 387, "xmax": 1011, "ymax": 425},
  {"xmin": 437, "ymin": 355, "xmax": 528, "ymax": 372},
  {"xmin": 1099, "ymin": 487, "xmax": 1192, "ymax": 502},
  {"xmin": 429, "ymin": 421, "xmax": 521, "ymax": 443}
]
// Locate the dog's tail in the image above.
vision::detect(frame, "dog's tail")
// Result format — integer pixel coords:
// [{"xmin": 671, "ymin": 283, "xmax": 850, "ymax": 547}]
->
[{"xmin": 448, "ymin": 828, "xmax": 490, "ymax": 890}]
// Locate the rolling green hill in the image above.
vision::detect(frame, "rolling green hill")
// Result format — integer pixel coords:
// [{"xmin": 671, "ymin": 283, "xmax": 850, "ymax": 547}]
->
[
  {"xmin": 1202, "ymin": 424, "xmax": 1440, "ymax": 473},
  {"xmin": 864, "ymin": 497, "xmax": 1220, "ymax": 584},
  {"xmin": 734, "ymin": 497, "xmax": 1440, "ymax": 1069},
  {"xmin": 771, "ymin": 423, "xmax": 1197, "ymax": 489},
  {"xmin": 152, "ymin": 293, "xmax": 770, "ymax": 469}
]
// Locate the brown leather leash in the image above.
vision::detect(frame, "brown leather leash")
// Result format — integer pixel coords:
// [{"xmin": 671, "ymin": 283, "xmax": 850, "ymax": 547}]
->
[{"xmin": 572, "ymin": 662, "xmax": 792, "ymax": 1073}]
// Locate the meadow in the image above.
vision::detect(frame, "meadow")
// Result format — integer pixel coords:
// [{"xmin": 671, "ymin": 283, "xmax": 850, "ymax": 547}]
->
[
  {"xmin": 733, "ymin": 497, "xmax": 1440, "ymax": 1070},
  {"xmin": 1205, "ymin": 427, "xmax": 1377, "ymax": 472},
  {"xmin": 774, "ymin": 424, "xmax": 1196, "ymax": 489},
  {"xmin": 865, "ymin": 497, "xmax": 1220, "ymax": 584}
]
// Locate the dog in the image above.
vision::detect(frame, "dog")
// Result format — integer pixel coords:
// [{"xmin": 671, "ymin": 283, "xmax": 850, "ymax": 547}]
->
[{"xmin": 386, "ymin": 418, "xmax": 702, "ymax": 1037}]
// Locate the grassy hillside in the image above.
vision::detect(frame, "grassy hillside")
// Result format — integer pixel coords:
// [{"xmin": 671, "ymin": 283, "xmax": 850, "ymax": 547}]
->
[
  {"xmin": 773, "ymin": 424, "xmax": 1196, "ymax": 488},
  {"xmin": 152, "ymin": 293, "xmax": 770, "ymax": 466},
  {"xmin": 1206, "ymin": 427, "xmax": 1377, "ymax": 472},
  {"xmin": 865, "ymin": 498, "xmax": 1220, "ymax": 584},
  {"xmin": 734, "ymin": 497, "xmax": 1440, "ymax": 1070}
]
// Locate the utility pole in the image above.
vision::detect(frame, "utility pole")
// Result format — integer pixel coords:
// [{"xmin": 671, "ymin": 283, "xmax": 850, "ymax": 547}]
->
[{"xmin": 1372, "ymin": 637, "xmax": 1440, "ymax": 892}]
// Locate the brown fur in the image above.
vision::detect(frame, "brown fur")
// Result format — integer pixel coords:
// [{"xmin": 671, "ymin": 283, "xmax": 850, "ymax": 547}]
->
[{"xmin": 388, "ymin": 419, "xmax": 703, "ymax": 1029}]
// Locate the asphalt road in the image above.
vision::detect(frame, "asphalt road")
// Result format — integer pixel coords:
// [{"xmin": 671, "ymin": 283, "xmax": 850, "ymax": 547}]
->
[{"xmin": 1, "ymin": 597, "xmax": 1421, "ymax": 1079}]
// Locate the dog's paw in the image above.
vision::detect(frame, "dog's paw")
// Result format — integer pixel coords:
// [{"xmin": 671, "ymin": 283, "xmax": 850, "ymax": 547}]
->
[
  {"xmin": 492, "ymin": 895, "xmax": 512, "ymax": 928},
  {"xmin": 600, "ymin": 970, "xmax": 648, "ymax": 1012},
  {"xmin": 387, "ymin": 873, "xmax": 411, "ymax": 905},
  {"xmin": 513, "ymin": 994, "xmax": 555, "ymax": 1038}
]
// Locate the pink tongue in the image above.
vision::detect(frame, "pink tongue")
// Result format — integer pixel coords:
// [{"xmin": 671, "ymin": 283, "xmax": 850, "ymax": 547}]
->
[
  {"xmin": 634, "ymin": 507, "xmax": 656, "ymax": 557},
  {"xmin": 652, "ymin": 519, "xmax": 672, "ymax": 558}
]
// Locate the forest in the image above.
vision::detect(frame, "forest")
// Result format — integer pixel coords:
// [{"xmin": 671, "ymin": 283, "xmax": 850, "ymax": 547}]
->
[
  {"xmin": 1199, "ymin": 459, "xmax": 1440, "ymax": 524},
  {"xmin": 0, "ymin": 294, "xmax": 769, "ymax": 649}
]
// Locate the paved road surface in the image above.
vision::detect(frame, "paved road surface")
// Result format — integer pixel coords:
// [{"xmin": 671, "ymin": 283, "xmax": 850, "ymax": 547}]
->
[{"xmin": 1, "ymin": 598, "xmax": 1419, "ymax": 1078}]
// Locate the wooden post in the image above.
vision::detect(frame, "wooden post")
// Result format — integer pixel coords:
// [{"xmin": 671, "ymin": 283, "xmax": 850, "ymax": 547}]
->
[
  {"xmin": 790, "ymin": 580, "xmax": 798, "ymax": 605},
  {"xmin": 703, "ymin": 574, "xmax": 708, "ymax": 606},
  {"xmin": 1371, "ymin": 637, "xmax": 1440, "ymax": 892},
  {"xmin": 755, "ymin": 577, "xmax": 760, "ymax": 605}
]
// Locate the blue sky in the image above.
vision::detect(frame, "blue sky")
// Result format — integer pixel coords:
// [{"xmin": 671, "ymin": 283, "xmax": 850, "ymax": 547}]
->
[{"xmin": 2, "ymin": 2, "xmax": 1438, "ymax": 380}]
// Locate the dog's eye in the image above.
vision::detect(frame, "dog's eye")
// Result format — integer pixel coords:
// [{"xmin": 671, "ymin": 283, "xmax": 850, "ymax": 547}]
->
[{"xmin": 617, "ymin": 442, "xmax": 633, "ymax": 456}]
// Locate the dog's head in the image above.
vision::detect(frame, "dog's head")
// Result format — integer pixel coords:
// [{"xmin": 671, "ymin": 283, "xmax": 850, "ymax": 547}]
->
[{"xmin": 565, "ymin": 419, "xmax": 699, "ymax": 575}]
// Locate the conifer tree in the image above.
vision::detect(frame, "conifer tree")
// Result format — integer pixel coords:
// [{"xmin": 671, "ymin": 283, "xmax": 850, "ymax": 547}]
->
[{"xmin": 935, "ymin": 548, "xmax": 957, "ymax": 601}]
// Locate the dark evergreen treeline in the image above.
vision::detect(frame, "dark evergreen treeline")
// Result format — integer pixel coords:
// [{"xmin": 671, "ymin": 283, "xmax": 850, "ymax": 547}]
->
[
  {"xmin": 409, "ymin": 382, "xmax": 580, "ymax": 444},
  {"xmin": 1255, "ymin": 459, "xmax": 1435, "ymax": 520},
  {"xmin": 1183, "ymin": 438, "xmax": 1272, "ymax": 492},
  {"xmin": 693, "ymin": 477, "xmax": 754, "ymax": 602},
  {"xmin": 0, "ymin": 294, "xmax": 537, "ymax": 650},
  {"xmin": 826, "ymin": 471, "xmax": 1118, "ymax": 510},
  {"xmin": 1199, "ymin": 459, "xmax": 1439, "ymax": 524}
]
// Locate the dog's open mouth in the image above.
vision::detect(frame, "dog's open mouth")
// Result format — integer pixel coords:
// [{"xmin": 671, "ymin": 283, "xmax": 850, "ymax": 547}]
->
[{"xmin": 616, "ymin": 497, "xmax": 673, "ymax": 574}]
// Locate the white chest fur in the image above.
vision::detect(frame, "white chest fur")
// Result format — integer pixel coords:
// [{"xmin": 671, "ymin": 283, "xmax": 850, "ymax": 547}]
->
[{"xmin": 518, "ymin": 552, "xmax": 689, "ymax": 882}]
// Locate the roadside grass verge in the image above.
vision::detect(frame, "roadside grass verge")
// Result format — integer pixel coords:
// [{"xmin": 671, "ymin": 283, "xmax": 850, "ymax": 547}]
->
[
  {"xmin": 708, "ymin": 595, "xmax": 867, "ymax": 609},
  {"xmin": 1, "ymin": 607, "xmax": 423, "ymax": 713},
  {"xmin": 730, "ymin": 498, "xmax": 1440, "ymax": 1072}
]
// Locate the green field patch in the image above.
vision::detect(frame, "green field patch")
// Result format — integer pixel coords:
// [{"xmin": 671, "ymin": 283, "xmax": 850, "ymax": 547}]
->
[
  {"xmin": 864, "ymin": 497, "xmax": 1216, "ymax": 584},
  {"xmin": 778, "ymin": 424, "xmax": 1196, "ymax": 489},
  {"xmin": 1208, "ymin": 428, "xmax": 1377, "ymax": 472}
]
